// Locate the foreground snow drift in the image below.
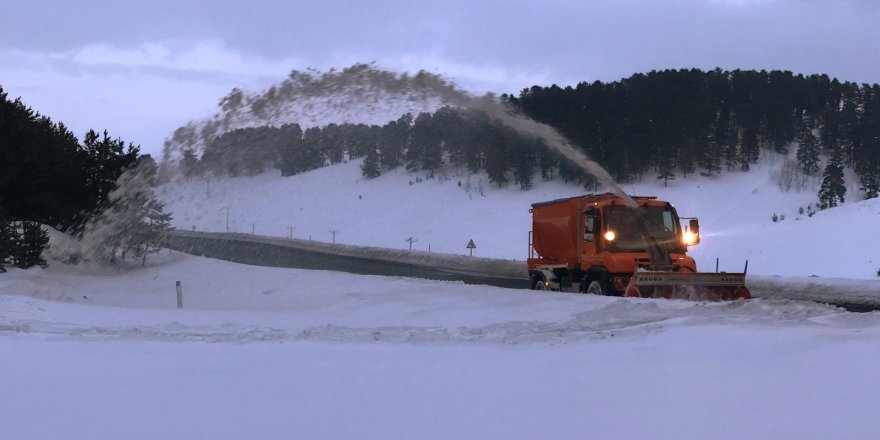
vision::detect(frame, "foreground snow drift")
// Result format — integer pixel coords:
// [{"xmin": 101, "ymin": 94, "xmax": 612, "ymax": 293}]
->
[{"xmin": 2, "ymin": 254, "xmax": 880, "ymax": 439}]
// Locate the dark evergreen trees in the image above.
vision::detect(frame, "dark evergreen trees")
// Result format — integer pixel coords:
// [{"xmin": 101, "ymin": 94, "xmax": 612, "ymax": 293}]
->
[
  {"xmin": 201, "ymin": 128, "xmax": 271, "ymax": 176},
  {"xmin": 818, "ymin": 159, "xmax": 846, "ymax": 209},
  {"xmin": 379, "ymin": 114, "xmax": 412, "ymax": 170},
  {"xmin": 505, "ymin": 68, "xmax": 879, "ymax": 198},
  {"xmin": 170, "ymin": 68, "xmax": 880, "ymax": 204},
  {"xmin": 360, "ymin": 147, "xmax": 381, "ymax": 178},
  {"xmin": 322, "ymin": 123, "xmax": 345, "ymax": 164},
  {"xmin": 509, "ymin": 134, "xmax": 536, "ymax": 190},
  {"xmin": 856, "ymin": 85, "xmax": 880, "ymax": 199},
  {"xmin": 0, "ymin": 218, "xmax": 49, "ymax": 270},
  {"xmin": 485, "ymin": 124, "xmax": 509, "ymax": 187},
  {"xmin": 0, "ymin": 210, "xmax": 13, "ymax": 272},
  {"xmin": 407, "ymin": 112, "xmax": 443, "ymax": 175},
  {"xmin": 300, "ymin": 127, "xmax": 326, "ymax": 170},
  {"xmin": 797, "ymin": 125, "xmax": 821, "ymax": 175},
  {"xmin": 278, "ymin": 123, "xmax": 305, "ymax": 176},
  {"xmin": 180, "ymin": 148, "xmax": 202, "ymax": 180},
  {"xmin": 13, "ymin": 221, "xmax": 50, "ymax": 268},
  {"xmin": 1, "ymin": 88, "xmax": 91, "ymax": 229},
  {"xmin": 82, "ymin": 129, "xmax": 141, "ymax": 211},
  {"xmin": 1, "ymin": 88, "xmax": 164, "ymax": 269}
]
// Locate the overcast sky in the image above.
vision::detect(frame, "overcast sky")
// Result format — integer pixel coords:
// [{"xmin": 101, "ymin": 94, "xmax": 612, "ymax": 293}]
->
[{"xmin": 2, "ymin": 0, "xmax": 879, "ymax": 156}]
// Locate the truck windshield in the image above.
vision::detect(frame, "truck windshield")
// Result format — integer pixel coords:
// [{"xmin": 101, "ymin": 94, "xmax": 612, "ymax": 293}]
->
[{"xmin": 603, "ymin": 205, "xmax": 682, "ymax": 252}]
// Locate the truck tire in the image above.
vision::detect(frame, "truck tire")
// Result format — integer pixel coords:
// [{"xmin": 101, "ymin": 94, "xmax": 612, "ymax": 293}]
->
[
  {"xmin": 531, "ymin": 274, "xmax": 549, "ymax": 291},
  {"xmin": 586, "ymin": 280, "xmax": 610, "ymax": 296}
]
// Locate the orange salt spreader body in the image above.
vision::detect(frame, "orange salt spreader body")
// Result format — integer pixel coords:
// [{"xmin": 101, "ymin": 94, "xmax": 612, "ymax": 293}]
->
[{"xmin": 527, "ymin": 193, "xmax": 750, "ymax": 301}]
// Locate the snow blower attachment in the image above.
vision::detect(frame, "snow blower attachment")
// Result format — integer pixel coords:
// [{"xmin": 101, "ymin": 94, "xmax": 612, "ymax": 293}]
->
[
  {"xmin": 527, "ymin": 193, "xmax": 751, "ymax": 301},
  {"xmin": 624, "ymin": 269, "xmax": 751, "ymax": 301}
]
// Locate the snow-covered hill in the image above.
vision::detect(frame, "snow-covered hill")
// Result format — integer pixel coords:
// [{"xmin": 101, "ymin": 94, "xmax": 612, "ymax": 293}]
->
[
  {"xmin": 160, "ymin": 64, "xmax": 449, "ymax": 164},
  {"xmin": 158, "ymin": 155, "xmax": 880, "ymax": 280}
]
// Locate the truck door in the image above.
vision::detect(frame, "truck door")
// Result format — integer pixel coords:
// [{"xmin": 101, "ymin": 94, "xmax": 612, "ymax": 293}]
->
[{"xmin": 583, "ymin": 208, "xmax": 602, "ymax": 263}]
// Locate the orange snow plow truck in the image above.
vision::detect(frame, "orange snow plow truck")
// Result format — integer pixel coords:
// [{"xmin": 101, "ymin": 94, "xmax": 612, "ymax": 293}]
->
[{"xmin": 527, "ymin": 193, "xmax": 750, "ymax": 300}]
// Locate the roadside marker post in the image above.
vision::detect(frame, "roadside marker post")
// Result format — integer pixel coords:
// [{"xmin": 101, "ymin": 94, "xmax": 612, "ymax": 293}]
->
[{"xmin": 176, "ymin": 281, "xmax": 183, "ymax": 308}]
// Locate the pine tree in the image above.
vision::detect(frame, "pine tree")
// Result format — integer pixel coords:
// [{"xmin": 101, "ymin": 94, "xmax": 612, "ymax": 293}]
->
[
  {"xmin": 723, "ymin": 123, "xmax": 739, "ymax": 172},
  {"xmin": 136, "ymin": 154, "xmax": 158, "ymax": 186},
  {"xmin": 137, "ymin": 199, "xmax": 173, "ymax": 266},
  {"xmin": 344, "ymin": 124, "xmax": 374, "ymax": 159},
  {"xmin": 0, "ymin": 211, "xmax": 13, "ymax": 272},
  {"xmin": 538, "ymin": 148, "xmax": 555, "ymax": 180},
  {"xmin": 14, "ymin": 221, "xmax": 49, "ymax": 268},
  {"xmin": 509, "ymin": 134, "xmax": 536, "ymax": 190},
  {"xmin": 322, "ymin": 123, "xmax": 345, "ymax": 164},
  {"xmin": 81, "ymin": 129, "xmax": 140, "ymax": 211},
  {"xmin": 86, "ymin": 162, "xmax": 173, "ymax": 266},
  {"xmin": 278, "ymin": 123, "xmax": 305, "ymax": 176},
  {"xmin": 379, "ymin": 113, "xmax": 411, "ymax": 170},
  {"xmin": 818, "ymin": 158, "xmax": 846, "ymax": 209},
  {"xmin": 656, "ymin": 160, "xmax": 676, "ymax": 186},
  {"xmin": 861, "ymin": 171, "xmax": 880, "ymax": 199},
  {"xmin": 360, "ymin": 148, "xmax": 381, "ymax": 178},
  {"xmin": 416, "ymin": 113, "xmax": 443, "ymax": 175},
  {"xmin": 180, "ymin": 148, "xmax": 201, "ymax": 180},
  {"xmin": 406, "ymin": 112, "xmax": 438, "ymax": 172},
  {"xmin": 700, "ymin": 137, "xmax": 722, "ymax": 176},
  {"xmin": 797, "ymin": 127, "xmax": 821, "ymax": 175},
  {"xmin": 461, "ymin": 110, "xmax": 489, "ymax": 173},
  {"xmin": 485, "ymin": 125, "xmax": 509, "ymax": 187}
]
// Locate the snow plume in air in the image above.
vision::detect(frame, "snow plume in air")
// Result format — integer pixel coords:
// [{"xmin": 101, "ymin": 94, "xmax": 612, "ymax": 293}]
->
[
  {"xmin": 468, "ymin": 95, "xmax": 638, "ymax": 208},
  {"xmin": 160, "ymin": 63, "xmax": 636, "ymax": 207},
  {"xmin": 48, "ymin": 163, "xmax": 171, "ymax": 269}
]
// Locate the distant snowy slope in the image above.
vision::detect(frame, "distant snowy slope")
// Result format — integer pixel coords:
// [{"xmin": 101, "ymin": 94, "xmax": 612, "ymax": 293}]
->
[{"xmin": 157, "ymin": 156, "xmax": 880, "ymax": 280}]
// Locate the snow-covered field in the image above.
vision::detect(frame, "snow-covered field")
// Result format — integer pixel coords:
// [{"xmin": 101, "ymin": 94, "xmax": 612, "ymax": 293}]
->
[
  {"xmin": 3, "ymin": 155, "xmax": 880, "ymax": 439},
  {"xmin": 159, "ymin": 155, "xmax": 880, "ymax": 279}
]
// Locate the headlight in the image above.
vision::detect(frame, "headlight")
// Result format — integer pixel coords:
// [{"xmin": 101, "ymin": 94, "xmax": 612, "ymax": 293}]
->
[
  {"xmin": 604, "ymin": 230, "xmax": 616, "ymax": 241},
  {"xmin": 682, "ymin": 231, "xmax": 698, "ymax": 245}
]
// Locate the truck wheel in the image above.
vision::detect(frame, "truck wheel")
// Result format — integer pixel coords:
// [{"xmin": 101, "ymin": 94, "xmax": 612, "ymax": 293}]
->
[
  {"xmin": 586, "ymin": 280, "xmax": 608, "ymax": 296},
  {"xmin": 532, "ymin": 276, "xmax": 549, "ymax": 291}
]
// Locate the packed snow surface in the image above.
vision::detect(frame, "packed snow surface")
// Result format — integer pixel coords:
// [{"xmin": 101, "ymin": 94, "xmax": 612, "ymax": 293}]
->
[
  {"xmin": 4, "ymin": 156, "xmax": 880, "ymax": 439},
  {"xmin": 3, "ymin": 252, "xmax": 880, "ymax": 439}
]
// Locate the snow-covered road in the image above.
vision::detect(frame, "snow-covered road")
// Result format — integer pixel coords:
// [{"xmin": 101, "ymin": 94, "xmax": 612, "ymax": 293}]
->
[{"xmin": 163, "ymin": 229, "xmax": 880, "ymax": 311}]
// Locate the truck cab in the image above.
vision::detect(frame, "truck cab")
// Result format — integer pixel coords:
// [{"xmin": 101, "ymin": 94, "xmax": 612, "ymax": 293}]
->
[{"xmin": 527, "ymin": 193, "xmax": 699, "ymax": 295}]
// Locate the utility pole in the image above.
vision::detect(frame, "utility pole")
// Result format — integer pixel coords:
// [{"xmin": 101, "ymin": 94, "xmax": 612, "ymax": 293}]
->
[
  {"xmin": 223, "ymin": 207, "xmax": 229, "ymax": 232},
  {"xmin": 251, "ymin": 223, "xmax": 256, "ymax": 235},
  {"xmin": 329, "ymin": 230, "xmax": 339, "ymax": 243},
  {"xmin": 405, "ymin": 237, "xmax": 418, "ymax": 251},
  {"xmin": 287, "ymin": 226, "xmax": 294, "ymax": 239}
]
